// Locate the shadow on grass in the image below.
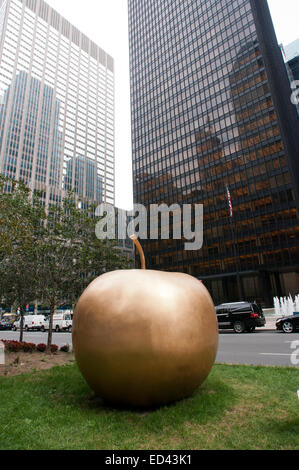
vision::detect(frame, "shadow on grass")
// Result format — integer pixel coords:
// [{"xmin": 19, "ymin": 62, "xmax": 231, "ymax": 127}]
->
[
  {"xmin": 42, "ymin": 364, "xmax": 235, "ymax": 430},
  {"xmin": 0, "ymin": 363, "xmax": 237, "ymax": 437},
  {"xmin": 262, "ymin": 417, "xmax": 299, "ymax": 443},
  {"xmin": 0, "ymin": 363, "xmax": 239, "ymax": 449}
]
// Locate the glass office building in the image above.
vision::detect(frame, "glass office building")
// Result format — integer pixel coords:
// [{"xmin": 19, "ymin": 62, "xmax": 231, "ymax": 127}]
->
[
  {"xmin": 64, "ymin": 154, "xmax": 103, "ymax": 203},
  {"xmin": 128, "ymin": 0, "xmax": 299, "ymax": 304},
  {"xmin": 0, "ymin": 0, "xmax": 115, "ymax": 205}
]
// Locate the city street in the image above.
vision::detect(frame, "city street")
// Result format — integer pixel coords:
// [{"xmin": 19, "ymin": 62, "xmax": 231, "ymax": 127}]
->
[
  {"xmin": 1, "ymin": 328, "xmax": 299, "ymax": 368},
  {"xmin": 216, "ymin": 330, "xmax": 299, "ymax": 367},
  {"xmin": 0, "ymin": 330, "xmax": 72, "ymax": 350}
]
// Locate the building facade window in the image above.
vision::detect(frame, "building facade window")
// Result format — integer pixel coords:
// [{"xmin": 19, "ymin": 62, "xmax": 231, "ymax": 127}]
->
[
  {"xmin": 0, "ymin": 0, "xmax": 115, "ymax": 205},
  {"xmin": 129, "ymin": 0, "xmax": 299, "ymax": 304}
]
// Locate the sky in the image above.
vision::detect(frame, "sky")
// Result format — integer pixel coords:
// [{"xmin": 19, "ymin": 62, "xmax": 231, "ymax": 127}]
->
[{"xmin": 45, "ymin": 0, "xmax": 299, "ymax": 210}]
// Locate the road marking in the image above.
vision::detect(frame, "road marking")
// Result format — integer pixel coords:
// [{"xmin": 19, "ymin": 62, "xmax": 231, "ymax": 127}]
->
[{"xmin": 260, "ymin": 353, "xmax": 292, "ymax": 356}]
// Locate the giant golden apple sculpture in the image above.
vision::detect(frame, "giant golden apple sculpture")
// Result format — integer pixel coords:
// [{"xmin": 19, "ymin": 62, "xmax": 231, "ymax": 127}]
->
[{"xmin": 72, "ymin": 236, "xmax": 218, "ymax": 408}]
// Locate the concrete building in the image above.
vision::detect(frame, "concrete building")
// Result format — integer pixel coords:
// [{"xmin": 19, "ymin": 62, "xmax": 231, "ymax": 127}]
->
[{"xmin": 0, "ymin": 0, "xmax": 115, "ymax": 205}]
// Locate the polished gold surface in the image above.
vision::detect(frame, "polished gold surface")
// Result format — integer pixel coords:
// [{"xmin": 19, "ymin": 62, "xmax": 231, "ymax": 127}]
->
[{"xmin": 73, "ymin": 268, "xmax": 218, "ymax": 408}]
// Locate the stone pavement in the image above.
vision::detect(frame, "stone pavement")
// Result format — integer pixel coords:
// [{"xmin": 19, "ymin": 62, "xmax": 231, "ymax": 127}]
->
[{"xmin": 262, "ymin": 315, "xmax": 279, "ymax": 331}]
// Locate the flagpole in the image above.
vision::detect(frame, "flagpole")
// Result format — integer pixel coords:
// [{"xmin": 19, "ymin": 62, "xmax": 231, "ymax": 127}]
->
[{"xmin": 226, "ymin": 186, "xmax": 243, "ymax": 301}]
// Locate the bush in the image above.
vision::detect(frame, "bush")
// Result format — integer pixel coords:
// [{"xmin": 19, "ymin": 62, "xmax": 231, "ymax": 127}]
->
[
  {"xmin": 3, "ymin": 340, "xmax": 22, "ymax": 352},
  {"xmin": 3, "ymin": 340, "xmax": 37, "ymax": 353},
  {"xmin": 2, "ymin": 340, "xmax": 60, "ymax": 354},
  {"xmin": 21, "ymin": 342, "xmax": 36, "ymax": 353},
  {"xmin": 50, "ymin": 344, "xmax": 58, "ymax": 353}
]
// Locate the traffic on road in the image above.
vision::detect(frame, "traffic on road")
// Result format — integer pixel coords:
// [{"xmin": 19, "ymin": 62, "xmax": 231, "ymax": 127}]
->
[
  {"xmin": 11, "ymin": 313, "xmax": 72, "ymax": 332},
  {"xmin": 1, "ymin": 312, "xmax": 299, "ymax": 367}
]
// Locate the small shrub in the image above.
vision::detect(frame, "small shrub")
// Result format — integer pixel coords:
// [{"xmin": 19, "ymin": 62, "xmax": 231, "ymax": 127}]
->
[
  {"xmin": 36, "ymin": 343, "xmax": 47, "ymax": 352},
  {"xmin": 4, "ymin": 340, "xmax": 22, "ymax": 352},
  {"xmin": 22, "ymin": 342, "xmax": 36, "ymax": 353},
  {"xmin": 60, "ymin": 344, "xmax": 70, "ymax": 353},
  {"xmin": 50, "ymin": 344, "xmax": 58, "ymax": 353}
]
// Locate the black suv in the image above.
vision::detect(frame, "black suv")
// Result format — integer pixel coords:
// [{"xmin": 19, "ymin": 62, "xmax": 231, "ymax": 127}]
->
[
  {"xmin": 275, "ymin": 314, "xmax": 299, "ymax": 333},
  {"xmin": 215, "ymin": 301, "xmax": 266, "ymax": 333}
]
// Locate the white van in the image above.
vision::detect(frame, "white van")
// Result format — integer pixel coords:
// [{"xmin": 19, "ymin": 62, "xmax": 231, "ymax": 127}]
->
[
  {"xmin": 13, "ymin": 315, "xmax": 46, "ymax": 331},
  {"xmin": 42, "ymin": 313, "xmax": 72, "ymax": 332}
]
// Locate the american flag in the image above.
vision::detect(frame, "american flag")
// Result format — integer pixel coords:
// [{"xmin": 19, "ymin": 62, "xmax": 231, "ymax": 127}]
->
[{"xmin": 226, "ymin": 186, "xmax": 233, "ymax": 218}]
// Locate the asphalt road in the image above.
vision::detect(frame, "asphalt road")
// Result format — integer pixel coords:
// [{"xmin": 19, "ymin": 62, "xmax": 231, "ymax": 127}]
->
[
  {"xmin": 0, "ymin": 330, "xmax": 72, "ymax": 349},
  {"xmin": 1, "ymin": 328, "xmax": 299, "ymax": 367},
  {"xmin": 216, "ymin": 329, "xmax": 299, "ymax": 367}
]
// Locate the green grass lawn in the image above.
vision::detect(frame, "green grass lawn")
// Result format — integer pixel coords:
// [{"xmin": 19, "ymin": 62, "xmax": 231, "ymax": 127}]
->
[{"xmin": 0, "ymin": 362, "xmax": 298, "ymax": 450}]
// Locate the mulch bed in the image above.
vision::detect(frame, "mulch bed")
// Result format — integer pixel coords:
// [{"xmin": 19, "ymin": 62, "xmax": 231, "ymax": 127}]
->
[{"xmin": 0, "ymin": 351, "xmax": 75, "ymax": 376}]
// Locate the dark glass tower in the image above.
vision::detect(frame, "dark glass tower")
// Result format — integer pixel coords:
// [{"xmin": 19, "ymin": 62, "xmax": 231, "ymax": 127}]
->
[{"xmin": 128, "ymin": 0, "xmax": 299, "ymax": 305}]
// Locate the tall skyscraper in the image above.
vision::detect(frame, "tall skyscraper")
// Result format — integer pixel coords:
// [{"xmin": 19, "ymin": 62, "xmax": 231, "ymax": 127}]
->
[
  {"xmin": 0, "ymin": 0, "xmax": 115, "ymax": 205},
  {"xmin": 128, "ymin": 0, "xmax": 299, "ymax": 304}
]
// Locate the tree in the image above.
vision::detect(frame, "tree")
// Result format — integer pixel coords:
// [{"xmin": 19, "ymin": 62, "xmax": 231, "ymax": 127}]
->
[
  {"xmin": 0, "ymin": 177, "xmax": 46, "ymax": 341},
  {"xmin": 0, "ymin": 247, "xmax": 39, "ymax": 342},
  {"xmin": 36, "ymin": 192, "xmax": 130, "ymax": 350},
  {"xmin": 0, "ymin": 177, "xmax": 131, "ymax": 350},
  {"xmin": 0, "ymin": 175, "xmax": 38, "ymax": 257}
]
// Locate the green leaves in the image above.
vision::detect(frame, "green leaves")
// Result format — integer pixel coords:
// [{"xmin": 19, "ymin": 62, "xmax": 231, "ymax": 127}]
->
[
  {"xmin": 0, "ymin": 176, "xmax": 45, "ymax": 309},
  {"xmin": 0, "ymin": 178, "xmax": 131, "ymax": 345},
  {"xmin": 36, "ymin": 191, "xmax": 129, "ymax": 307}
]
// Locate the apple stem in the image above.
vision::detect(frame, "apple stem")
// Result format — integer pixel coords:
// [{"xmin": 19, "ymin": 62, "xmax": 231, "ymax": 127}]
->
[{"xmin": 130, "ymin": 235, "xmax": 146, "ymax": 269}]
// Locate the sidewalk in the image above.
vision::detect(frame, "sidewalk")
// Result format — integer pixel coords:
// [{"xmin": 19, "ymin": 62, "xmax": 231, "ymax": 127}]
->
[{"xmin": 261, "ymin": 315, "xmax": 279, "ymax": 331}]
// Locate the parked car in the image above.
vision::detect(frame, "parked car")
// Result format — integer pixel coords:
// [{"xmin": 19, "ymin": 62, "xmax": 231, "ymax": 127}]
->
[
  {"xmin": 42, "ymin": 313, "xmax": 72, "ymax": 332},
  {"xmin": 12, "ymin": 319, "xmax": 20, "ymax": 330},
  {"xmin": 12, "ymin": 315, "xmax": 46, "ymax": 331},
  {"xmin": 275, "ymin": 314, "xmax": 299, "ymax": 333},
  {"xmin": 215, "ymin": 301, "xmax": 266, "ymax": 333},
  {"xmin": 0, "ymin": 318, "xmax": 13, "ymax": 330}
]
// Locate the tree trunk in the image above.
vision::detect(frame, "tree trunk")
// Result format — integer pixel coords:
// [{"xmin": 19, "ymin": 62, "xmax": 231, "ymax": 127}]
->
[
  {"xmin": 19, "ymin": 305, "xmax": 26, "ymax": 343},
  {"xmin": 47, "ymin": 301, "xmax": 56, "ymax": 352}
]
